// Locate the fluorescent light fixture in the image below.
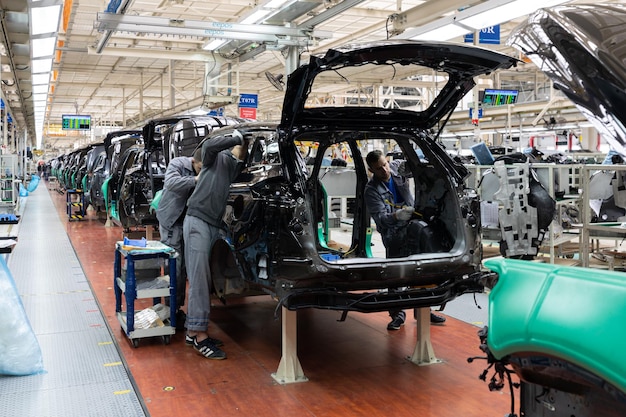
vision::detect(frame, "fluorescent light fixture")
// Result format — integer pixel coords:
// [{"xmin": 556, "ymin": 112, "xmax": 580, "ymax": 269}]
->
[
  {"xmin": 31, "ymin": 58, "xmax": 52, "ymax": 74},
  {"xmin": 32, "ymin": 73, "xmax": 50, "ymax": 85},
  {"xmin": 265, "ymin": 0, "xmax": 292, "ymax": 8},
  {"xmin": 32, "ymin": 37, "xmax": 56, "ymax": 58},
  {"xmin": 460, "ymin": 0, "xmax": 570, "ymax": 30},
  {"xmin": 32, "ymin": 84, "xmax": 49, "ymax": 94},
  {"xmin": 241, "ymin": 9, "xmax": 271, "ymax": 24},
  {"xmin": 396, "ymin": 0, "xmax": 572, "ymax": 41},
  {"xmin": 33, "ymin": 93, "xmax": 48, "ymax": 102},
  {"xmin": 411, "ymin": 24, "xmax": 471, "ymax": 41},
  {"xmin": 31, "ymin": 5, "xmax": 61, "ymax": 35},
  {"xmin": 203, "ymin": 39, "xmax": 228, "ymax": 51}
]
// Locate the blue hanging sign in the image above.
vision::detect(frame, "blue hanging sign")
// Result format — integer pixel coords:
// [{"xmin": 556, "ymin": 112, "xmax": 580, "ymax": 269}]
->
[
  {"xmin": 464, "ymin": 25, "xmax": 500, "ymax": 45},
  {"xmin": 208, "ymin": 107, "xmax": 224, "ymax": 116},
  {"xmin": 239, "ymin": 94, "xmax": 258, "ymax": 108}
]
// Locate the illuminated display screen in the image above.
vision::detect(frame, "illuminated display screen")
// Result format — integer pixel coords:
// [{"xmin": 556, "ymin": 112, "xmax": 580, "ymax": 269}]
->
[
  {"xmin": 62, "ymin": 114, "xmax": 91, "ymax": 130},
  {"xmin": 482, "ymin": 89, "xmax": 518, "ymax": 106}
]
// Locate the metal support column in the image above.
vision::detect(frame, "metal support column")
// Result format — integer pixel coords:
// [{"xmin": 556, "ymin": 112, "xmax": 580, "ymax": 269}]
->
[
  {"xmin": 409, "ymin": 307, "xmax": 441, "ymax": 365},
  {"xmin": 271, "ymin": 307, "xmax": 307, "ymax": 384}
]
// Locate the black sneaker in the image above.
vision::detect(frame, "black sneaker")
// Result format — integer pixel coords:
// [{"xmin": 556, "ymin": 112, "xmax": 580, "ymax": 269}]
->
[
  {"xmin": 193, "ymin": 337, "xmax": 227, "ymax": 360},
  {"xmin": 387, "ymin": 315, "xmax": 405, "ymax": 330},
  {"xmin": 430, "ymin": 312, "xmax": 446, "ymax": 325},
  {"xmin": 185, "ymin": 334, "xmax": 224, "ymax": 347}
]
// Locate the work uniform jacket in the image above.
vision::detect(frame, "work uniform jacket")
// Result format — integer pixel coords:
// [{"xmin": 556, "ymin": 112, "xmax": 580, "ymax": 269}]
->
[
  {"xmin": 364, "ymin": 159, "xmax": 414, "ymax": 255},
  {"xmin": 186, "ymin": 132, "xmax": 244, "ymax": 228},
  {"xmin": 156, "ymin": 156, "xmax": 196, "ymax": 230}
]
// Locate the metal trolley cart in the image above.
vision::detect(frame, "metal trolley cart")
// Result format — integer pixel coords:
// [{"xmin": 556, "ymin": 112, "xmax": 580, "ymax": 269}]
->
[{"xmin": 114, "ymin": 240, "xmax": 177, "ymax": 347}]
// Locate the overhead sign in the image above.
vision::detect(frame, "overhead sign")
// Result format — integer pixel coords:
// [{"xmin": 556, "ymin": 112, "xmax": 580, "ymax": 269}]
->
[
  {"xmin": 464, "ymin": 25, "xmax": 500, "ymax": 45},
  {"xmin": 469, "ymin": 107, "xmax": 483, "ymax": 119},
  {"xmin": 62, "ymin": 114, "xmax": 91, "ymax": 130},
  {"xmin": 207, "ymin": 107, "xmax": 224, "ymax": 116},
  {"xmin": 238, "ymin": 94, "xmax": 258, "ymax": 108},
  {"xmin": 239, "ymin": 107, "xmax": 257, "ymax": 120}
]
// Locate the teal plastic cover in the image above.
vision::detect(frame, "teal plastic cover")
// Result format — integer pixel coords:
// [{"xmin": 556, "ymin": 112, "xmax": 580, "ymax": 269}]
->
[{"xmin": 484, "ymin": 258, "xmax": 626, "ymax": 394}]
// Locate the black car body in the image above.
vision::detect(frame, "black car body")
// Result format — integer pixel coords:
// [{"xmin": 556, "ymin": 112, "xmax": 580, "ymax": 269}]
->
[
  {"xmin": 114, "ymin": 117, "xmax": 184, "ymax": 229},
  {"xmin": 475, "ymin": 5, "xmax": 626, "ymax": 416},
  {"xmin": 162, "ymin": 115, "xmax": 248, "ymax": 164},
  {"xmin": 201, "ymin": 40, "xmax": 517, "ymax": 312},
  {"xmin": 102, "ymin": 131, "xmax": 143, "ymax": 222},
  {"xmin": 82, "ymin": 141, "xmax": 107, "ymax": 210}
]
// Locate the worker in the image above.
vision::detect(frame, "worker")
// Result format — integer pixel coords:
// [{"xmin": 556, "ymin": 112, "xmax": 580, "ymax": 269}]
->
[
  {"xmin": 156, "ymin": 149, "xmax": 202, "ymax": 330},
  {"xmin": 183, "ymin": 129, "xmax": 251, "ymax": 360},
  {"xmin": 364, "ymin": 149, "xmax": 446, "ymax": 330}
]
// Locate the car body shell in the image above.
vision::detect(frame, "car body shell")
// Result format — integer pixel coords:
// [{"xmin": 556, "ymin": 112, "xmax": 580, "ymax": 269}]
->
[{"xmin": 200, "ymin": 40, "xmax": 518, "ymax": 312}]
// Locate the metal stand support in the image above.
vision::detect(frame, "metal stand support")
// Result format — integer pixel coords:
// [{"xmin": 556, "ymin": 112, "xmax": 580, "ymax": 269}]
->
[
  {"xmin": 409, "ymin": 307, "xmax": 441, "ymax": 365},
  {"xmin": 271, "ymin": 307, "xmax": 308, "ymax": 384}
]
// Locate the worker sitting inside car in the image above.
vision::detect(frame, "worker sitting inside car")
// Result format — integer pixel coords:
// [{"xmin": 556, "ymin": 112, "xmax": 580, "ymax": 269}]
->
[{"xmin": 364, "ymin": 149, "xmax": 446, "ymax": 330}]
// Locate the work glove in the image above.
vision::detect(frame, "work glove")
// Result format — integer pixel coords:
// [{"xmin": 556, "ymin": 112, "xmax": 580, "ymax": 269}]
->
[{"xmin": 395, "ymin": 206, "xmax": 414, "ymax": 221}]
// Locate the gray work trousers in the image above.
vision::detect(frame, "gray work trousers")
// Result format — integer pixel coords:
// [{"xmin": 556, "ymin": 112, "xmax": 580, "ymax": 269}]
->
[
  {"xmin": 159, "ymin": 222, "xmax": 186, "ymax": 308},
  {"xmin": 183, "ymin": 215, "xmax": 220, "ymax": 332}
]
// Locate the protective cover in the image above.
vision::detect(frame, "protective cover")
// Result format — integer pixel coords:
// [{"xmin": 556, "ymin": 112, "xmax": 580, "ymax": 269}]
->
[
  {"xmin": 484, "ymin": 257, "xmax": 626, "ymax": 394},
  {"xmin": 0, "ymin": 256, "xmax": 44, "ymax": 375}
]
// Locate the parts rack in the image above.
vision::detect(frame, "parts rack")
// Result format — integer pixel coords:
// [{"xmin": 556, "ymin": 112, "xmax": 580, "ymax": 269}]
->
[
  {"xmin": 66, "ymin": 189, "xmax": 85, "ymax": 221},
  {"xmin": 114, "ymin": 240, "xmax": 177, "ymax": 347}
]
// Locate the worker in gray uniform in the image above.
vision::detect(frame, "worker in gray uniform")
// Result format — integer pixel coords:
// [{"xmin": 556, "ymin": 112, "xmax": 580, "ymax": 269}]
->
[
  {"xmin": 364, "ymin": 149, "xmax": 446, "ymax": 330},
  {"xmin": 183, "ymin": 129, "xmax": 250, "ymax": 360},
  {"xmin": 156, "ymin": 149, "xmax": 202, "ymax": 329}
]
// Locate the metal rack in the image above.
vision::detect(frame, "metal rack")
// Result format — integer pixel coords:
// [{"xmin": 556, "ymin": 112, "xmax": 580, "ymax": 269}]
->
[
  {"xmin": 580, "ymin": 164, "xmax": 626, "ymax": 268},
  {"xmin": 66, "ymin": 189, "xmax": 85, "ymax": 220},
  {"xmin": 114, "ymin": 241, "xmax": 177, "ymax": 347},
  {"xmin": 466, "ymin": 163, "xmax": 581, "ymax": 263},
  {"xmin": 0, "ymin": 154, "xmax": 17, "ymax": 210}
]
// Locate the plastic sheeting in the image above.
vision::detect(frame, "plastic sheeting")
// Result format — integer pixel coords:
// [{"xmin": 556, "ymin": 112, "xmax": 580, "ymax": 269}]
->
[
  {"xmin": 26, "ymin": 175, "xmax": 40, "ymax": 192},
  {"xmin": 0, "ymin": 255, "xmax": 44, "ymax": 375}
]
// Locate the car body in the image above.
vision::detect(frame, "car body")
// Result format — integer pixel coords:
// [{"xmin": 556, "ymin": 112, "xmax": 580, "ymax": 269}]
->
[
  {"xmin": 113, "ymin": 117, "xmax": 185, "ymax": 229},
  {"xmin": 475, "ymin": 5, "xmax": 626, "ymax": 416},
  {"xmin": 200, "ymin": 40, "xmax": 517, "ymax": 312},
  {"xmin": 101, "ymin": 130, "xmax": 143, "ymax": 222},
  {"xmin": 82, "ymin": 141, "xmax": 107, "ymax": 210},
  {"xmin": 162, "ymin": 115, "xmax": 248, "ymax": 164}
]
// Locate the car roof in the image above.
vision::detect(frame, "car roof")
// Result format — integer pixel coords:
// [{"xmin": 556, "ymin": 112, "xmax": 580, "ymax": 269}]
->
[{"xmin": 280, "ymin": 40, "xmax": 519, "ymax": 135}]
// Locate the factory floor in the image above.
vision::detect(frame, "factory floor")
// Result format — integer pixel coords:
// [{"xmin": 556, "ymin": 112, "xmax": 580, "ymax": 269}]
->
[{"xmin": 1, "ymin": 181, "xmax": 515, "ymax": 417}]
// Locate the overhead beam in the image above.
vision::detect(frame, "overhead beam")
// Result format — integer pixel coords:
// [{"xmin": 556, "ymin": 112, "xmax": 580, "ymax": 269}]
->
[
  {"xmin": 297, "ymin": 0, "xmax": 366, "ymax": 29},
  {"xmin": 87, "ymin": 46, "xmax": 224, "ymax": 63},
  {"xmin": 389, "ymin": 0, "xmax": 484, "ymax": 35},
  {"xmin": 95, "ymin": 13, "xmax": 330, "ymax": 43}
]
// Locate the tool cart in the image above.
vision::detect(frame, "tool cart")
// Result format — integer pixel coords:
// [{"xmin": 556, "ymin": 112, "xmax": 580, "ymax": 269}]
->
[
  {"xmin": 66, "ymin": 188, "xmax": 85, "ymax": 221},
  {"xmin": 114, "ymin": 239, "xmax": 177, "ymax": 347}
]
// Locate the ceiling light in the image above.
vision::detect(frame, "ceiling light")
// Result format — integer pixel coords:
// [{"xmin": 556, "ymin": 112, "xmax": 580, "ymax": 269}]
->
[
  {"xmin": 265, "ymin": 0, "xmax": 292, "ymax": 8},
  {"xmin": 31, "ymin": 5, "xmax": 62, "ymax": 35},
  {"xmin": 32, "ymin": 58, "xmax": 53, "ymax": 74},
  {"xmin": 33, "ymin": 93, "xmax": 48, "ymax": 102},
  {"xmin": 241, "ymin": 9, "xmax": 272, "ymax": 24},
  {"xmin": 32, "ymin": 85, "xmax": 49, "ymax": 94},
  {"xmin": 203, "ymin": 39, "xmax": 228, "ymax": 51},
  {"xmin": 459, "ymin": 0, "xmax": 570, "ymax": 30},
  {"xmin": 32, "ymin": 37, "xmax": 56, "ymax": 58},
  {"xmin": 396, "ymin": 0, "xmax": 572, "ymax": 41},
  {"xmin": 411, "ymin": 24, "xmax": 471, "ymax": 41},
  {"xmin": 32, "ymin": 74, "xmax": 50, "ymax": 85}
]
